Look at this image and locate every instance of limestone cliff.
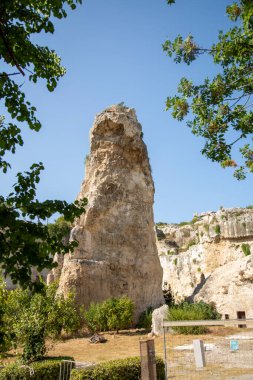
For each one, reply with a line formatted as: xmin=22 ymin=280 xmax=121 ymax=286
xmin=57 ymin=104 xmax=164 ymax=320
xmin=157 ymin=207 xmax=253 ymax=319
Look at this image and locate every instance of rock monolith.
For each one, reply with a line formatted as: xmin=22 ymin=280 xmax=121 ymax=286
xmin=57 ymin=104 xmax=164 ymax=320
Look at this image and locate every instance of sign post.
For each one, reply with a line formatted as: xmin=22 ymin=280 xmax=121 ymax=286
xmin=140 ymin=339 xmax=157 ymax=380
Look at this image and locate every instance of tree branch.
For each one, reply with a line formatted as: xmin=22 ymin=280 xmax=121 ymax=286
xmin=0 ymin=25 xmax=25 ymax=76
xmin=229 ymin=134 xmax=244 ymax=147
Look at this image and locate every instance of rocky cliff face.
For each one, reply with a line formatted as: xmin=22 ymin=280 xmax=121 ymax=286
xmin=157 ymin=207 xmax=253 ymax=319
xmin=56 ymin=105 xmax=164 ymax=320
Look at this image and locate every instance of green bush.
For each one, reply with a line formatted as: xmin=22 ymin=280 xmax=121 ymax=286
xmin=136 ymin=307 xmax=153 ymax=330
xmin=84 ymin=296 xmax=134 ymax=333
xmin=70 ymin=356 xmax=165 ymax=380
xmin=0 ymin=359 xmax=67 ymax=380
xmin=2 ymin=281 xmax=80 ymax=362
xmin=167 ymin=301 xmax=221 ymax=334
xmin=241 ymin=243 xmax=251 ymax=256
xmin=214 ymin=225 xmax=221 ymax=235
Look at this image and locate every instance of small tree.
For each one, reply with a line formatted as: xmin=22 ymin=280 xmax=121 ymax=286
xmin=3 ymin=281 xmax=80 ymax=362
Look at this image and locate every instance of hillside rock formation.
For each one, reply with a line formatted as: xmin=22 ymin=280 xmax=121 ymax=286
xmin=157 ymin=207 xmax=253 ymax=319
xmin=56 ymin=104 xmax=164 ymax=320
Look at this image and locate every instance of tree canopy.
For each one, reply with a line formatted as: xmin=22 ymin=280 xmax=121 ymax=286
xmin=0 ymin=0 xmax=86 ymax=289
xmin=164 ymin=0 xmax=253 ymax=180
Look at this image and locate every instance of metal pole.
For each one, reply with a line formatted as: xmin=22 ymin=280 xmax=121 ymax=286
xmin=59 ymin=361 xmax=62 ymax=380
xmin=163 ymin=326 xmax=168 ymax=380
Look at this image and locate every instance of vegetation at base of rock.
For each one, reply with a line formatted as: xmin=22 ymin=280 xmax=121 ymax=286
xmin=0 ymin=358 xmax=73 ymax=380
xmin=164 ymin=1 xmax=253 ymax=180
xmin=214 ymin=225 xmax=221 ymax=235
xmin=167 ymin=301 xmax=221 ymax=334
xmin=0 ymin=280 xmax=80 ymax=362
xmin=83 ymin=297 xmax=134 ymax=333
xmin=241 ymin=243 xmax=251 ymax=256
xmin=70 ymin=357 xmax=165 ymax=380
xmin=136 ymin=306 xmax=153 ymax=330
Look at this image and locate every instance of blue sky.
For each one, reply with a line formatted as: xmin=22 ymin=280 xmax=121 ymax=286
xmin=2 ymin=0 xmax=253 ymax=223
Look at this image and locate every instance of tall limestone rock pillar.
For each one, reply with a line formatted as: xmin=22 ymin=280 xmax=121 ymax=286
xmin=58 ymin=104 xmax=164 ymax=320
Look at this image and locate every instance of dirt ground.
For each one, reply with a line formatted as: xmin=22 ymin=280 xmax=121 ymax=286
xmin=2 ymin=327 xmax=253 ymax=379
xmin=47 ymin=330 xmax=164 ymax=363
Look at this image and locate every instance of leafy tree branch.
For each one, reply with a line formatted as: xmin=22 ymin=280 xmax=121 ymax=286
xmin=164 ymin=0 xmax=253 ymax=180
xmin=0 ymin=0 xmax=85 ymax=288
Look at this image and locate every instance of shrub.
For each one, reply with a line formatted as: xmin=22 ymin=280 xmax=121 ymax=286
xmin=3 ymin=282 xmax=80 ymax=362
xmin=163 ymin=285 xmax=175 ymax=307
xmin=47 ymin=216 xmax=72 ymax=241
xmin=0 ymin=359 xmax=68 ymax=380
xmin=241 ymin=243 xmax=251 ymax=256
xmin=167 ymin=301 xmax=221 ymax=334
xmin=190 ymin=216 xmax=199 ymax=224
xmin=136 ymin=307 xmax=153 ymax=330
xmin=84 ymin=296 xmax=134 ymax=333
xmin=156 ymin=228 xmax=166 ymax=241
xmin=167 ymin=250 xmax=175 ymax=255
xmin=186 ymin=239 xmax=196 ymax=250
xmin=214 ymin=225 xmax=221 ymax=235
xmin=177 ymin=221 xmax=189 ymax=227
xmin=69 ymin=356 xmax=165 ymax=380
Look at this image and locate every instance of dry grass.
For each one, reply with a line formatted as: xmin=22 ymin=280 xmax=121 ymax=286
xmin=48 ymin=330 xmax=157 ymax=363
xmin=2 ymin=327 xmax=253 ymax=379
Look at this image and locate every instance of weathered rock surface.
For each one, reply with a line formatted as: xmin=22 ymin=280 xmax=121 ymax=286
xmin=157 ymin=207 xmax=253 ymax=319
xmin=57 ymin=104 xmax=164 ymax=321
xmin=151 ymin=304 xmax=169 ymax=336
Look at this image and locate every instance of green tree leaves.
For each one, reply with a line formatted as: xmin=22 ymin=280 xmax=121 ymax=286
xmin=0 ymin=0 xmax=85 ymax=288
xmin=1 ymin=280 xmax=80 ymax=362
xmin=164 ymin=0 xmax=253 ymax=179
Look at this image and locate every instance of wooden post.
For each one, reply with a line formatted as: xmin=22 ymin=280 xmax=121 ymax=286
xmin=140 ymin=339 xmax=157 ymax=380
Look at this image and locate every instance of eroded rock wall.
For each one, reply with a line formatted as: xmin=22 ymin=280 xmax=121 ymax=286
xmin=157 ymin=208 xmax=253 ymax=319
xmin=57 ymin=105 xmax=164 ymax=320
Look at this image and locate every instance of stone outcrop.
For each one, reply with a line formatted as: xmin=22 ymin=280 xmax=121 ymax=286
xmin=157 ymin=207 xmax=253 ymax=319
xmin=56 ymin=104 xmax=164 ymax=321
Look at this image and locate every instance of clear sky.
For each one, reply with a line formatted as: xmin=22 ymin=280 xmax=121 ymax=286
xmin=2 ymin=0 xmax=253 ymax=223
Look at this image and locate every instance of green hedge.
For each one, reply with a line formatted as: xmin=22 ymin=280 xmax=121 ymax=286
xmin=70 ymin=356 xmax=165 ymax=380
xmin=0 ymin=356 xmax=165 ymax=380
xmin=0 ymin=358 xmax=73 ymax=380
